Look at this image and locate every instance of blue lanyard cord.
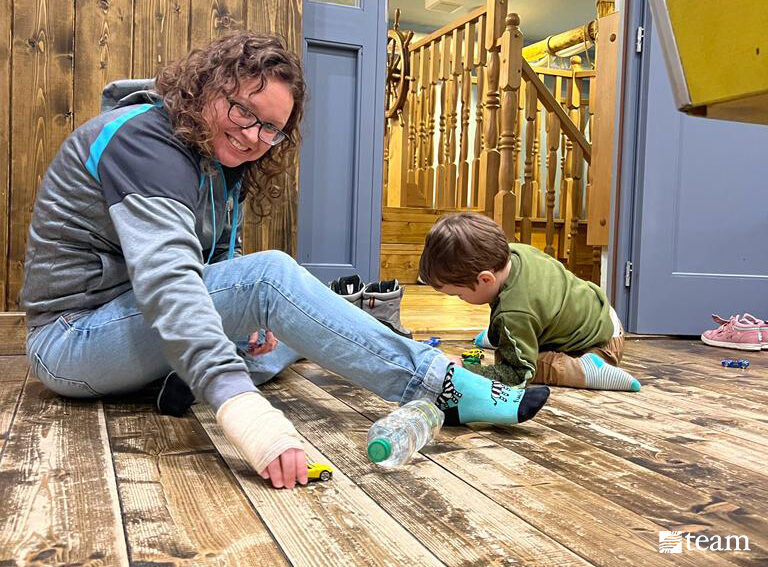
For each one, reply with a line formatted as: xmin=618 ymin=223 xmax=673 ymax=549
xmin=206 ymin=175 xmax=217 ymax=265
xmin=227 ymin=180 xmax=242 ymax=260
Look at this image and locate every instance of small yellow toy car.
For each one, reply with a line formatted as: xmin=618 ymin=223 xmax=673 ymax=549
xmin=307 ymin=461 xmax=334 ymax=482
xmin=462 ymin=348 xmax=485 ymax=359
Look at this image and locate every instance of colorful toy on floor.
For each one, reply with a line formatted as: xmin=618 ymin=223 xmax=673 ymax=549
xmin=721 ymin=358 xmax=750 ymax=369
xmin=420 ymin=336 xmax=442 ymax=347
xmin=307 ymin=461 xmax=334 ymax=482
xmin=461 ymin=348 xmax=485 ymax=365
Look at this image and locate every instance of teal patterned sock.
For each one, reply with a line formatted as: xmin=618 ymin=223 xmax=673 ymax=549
xmin=436 ymin=365 xmax=550 ymax=425
xmin=579 ymin=353 xmax=641 ymax=391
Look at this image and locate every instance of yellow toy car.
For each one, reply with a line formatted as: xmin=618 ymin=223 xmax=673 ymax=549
xmin=307 ymin=461 xmax=334 ymax=482
xmin=462 ymin=348 xmax=485 ymax=359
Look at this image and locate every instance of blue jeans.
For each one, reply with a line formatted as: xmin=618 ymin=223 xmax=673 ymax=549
xmin=26 ymin=250 xmax=448 ymax=404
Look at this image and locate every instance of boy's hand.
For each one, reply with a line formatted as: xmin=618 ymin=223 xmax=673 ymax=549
xmin=216 ymin=392 xmax=306 ymax=489
xmin=248 ymin=330 xmax=278 ymax=355
xmin=258 ymin=448 xmax=309 ymax=489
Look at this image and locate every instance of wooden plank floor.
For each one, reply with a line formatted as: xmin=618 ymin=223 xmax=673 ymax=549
xmin=1 ymin=296 xmax=767 ymax=565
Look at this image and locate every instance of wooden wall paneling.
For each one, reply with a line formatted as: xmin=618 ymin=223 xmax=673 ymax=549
xmin=0 ymin=312 xmax=26 ymax=355
xmin=105 ymin=399 xmax=289 ymax=565
xmin=244 ymin=0 xmax=302 ymax=255
xmin=74 ymin=0 xmax=133 ymax=128
xmin=495 ymin=13 xmax=520 ymax=240
xmin=9 ymin=0 xmax=76 ymax=310
xmin=0 ymin=382 xmax=129 ymax=566
xmin=0 ymin=0 xmax=11 ymax=311
xmin=132 ymin=0 xmax=191 ymax=79
xmin=588 ymin=11 xmax=620 ymax=246
xmin=456 ymin=21 xmax=474 ymax=208
xmin=190 ymin=0 xmax=247 ymax=49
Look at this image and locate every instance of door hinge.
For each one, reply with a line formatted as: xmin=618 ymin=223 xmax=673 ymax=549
xmin=624 ymin=261 xmax=633 ymax=288
xmin=635 ymin=26 xmax=645 ymax=53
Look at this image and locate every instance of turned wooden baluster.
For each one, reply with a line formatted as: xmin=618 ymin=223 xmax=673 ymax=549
xmin=436 ymin=36 xmax=450 ymax=208
xmin=471 ymin=14 xmax=487 ymax=208
xmin=426 ymin=42 xmax=439 ymax=206
xmin=405 ymin=48 xmax=419 ymax=203
xmin=478 ymin=0 xmax=506 ymax=215
xmin=512 ymin=79 xmax=524 ymax=217
xmin=556 ymin=74 xmax=571 ymax=259
xmin=446 ymin=26 xmax=462 ymax=206
xmin=519 ymin=77 xmax=538 ymax=244
xmin=495 ymin=13 xmax=522 ymax=240
xmin=567 ymin=56 xmax=584 ymax=268
xmin=545 ymin=111 xmax=560 ymax=257
xmin=532 ymin=76 xmax=544 ymax=217
xmin=417 ymin=47 xmax=431 ymax=205
xmin=457 ymin=21 xmax=475 ymax=208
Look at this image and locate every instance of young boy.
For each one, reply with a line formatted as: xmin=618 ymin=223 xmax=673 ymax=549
xmin=420 ymin=212 xmax=641 ymax=392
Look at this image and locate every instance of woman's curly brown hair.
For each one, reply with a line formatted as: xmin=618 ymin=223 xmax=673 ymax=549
xmin=154 ymin=31 xmax=306 ymax=215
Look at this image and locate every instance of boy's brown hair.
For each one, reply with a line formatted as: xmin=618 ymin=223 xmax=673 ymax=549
xmin=419 ymin=212 xmax=510 ymax=288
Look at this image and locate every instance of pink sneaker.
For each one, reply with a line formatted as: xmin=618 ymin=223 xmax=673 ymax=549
xmin=701 ymin=313 xmax=768 ymax=351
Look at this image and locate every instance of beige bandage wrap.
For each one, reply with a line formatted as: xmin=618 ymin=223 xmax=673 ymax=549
xmin=215 ymin=392 xmax=304 ymax=473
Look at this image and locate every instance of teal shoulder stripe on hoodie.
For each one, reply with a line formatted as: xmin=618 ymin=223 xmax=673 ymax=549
xmin=86 ymin=104 xmax=154 ymax=181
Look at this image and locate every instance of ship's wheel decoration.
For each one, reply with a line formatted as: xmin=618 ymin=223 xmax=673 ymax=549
xmin=386 ymin=9 xmax=413 ymax=119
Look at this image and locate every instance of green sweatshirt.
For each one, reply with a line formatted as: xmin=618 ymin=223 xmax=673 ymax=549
xmin=468 ymin=244 xmax=613 ymax=386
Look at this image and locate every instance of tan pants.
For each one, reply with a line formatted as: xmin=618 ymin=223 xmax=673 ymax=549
xmin=530 ymin=323 xmax=625 ymax=388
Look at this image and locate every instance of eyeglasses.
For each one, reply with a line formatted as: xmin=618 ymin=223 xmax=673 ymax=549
xmin=227 ymin=100 xmax=290 ymax=146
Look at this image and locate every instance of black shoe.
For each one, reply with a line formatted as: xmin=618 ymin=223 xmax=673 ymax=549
xmin=157 ymin=371 xmax=195 ymax=417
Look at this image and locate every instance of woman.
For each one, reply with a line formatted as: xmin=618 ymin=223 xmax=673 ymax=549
xmin=22 ymin=32 xmax=549 ymax=490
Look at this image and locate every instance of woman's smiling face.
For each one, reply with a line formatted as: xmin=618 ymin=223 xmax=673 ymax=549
xmin=203 ymin=77 xmax=294 ymax=167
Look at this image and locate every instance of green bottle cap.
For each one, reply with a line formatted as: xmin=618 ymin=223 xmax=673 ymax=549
xmin=367 ymin=438 xmax=392 ymax=463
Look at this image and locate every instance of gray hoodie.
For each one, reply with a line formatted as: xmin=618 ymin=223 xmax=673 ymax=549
xmin=21 ymin=92 xmax=257 ymax=407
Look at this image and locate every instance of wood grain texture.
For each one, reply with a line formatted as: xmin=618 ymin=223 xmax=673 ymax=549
xmin=9 ymin=0 xmax=75 ymax=310
xmin=105 ymin=396 xmax=289 ymax=566
xmin=295 ymin=361 xmax=728 ymax=567
xmin=73 ymin=0 xmax=133 ymax=127
xmin=194 ymin=402 xmax=447 ymax=567
xmin=0 ymin=380 xmax=128 ymax=566
xmin=242 ymin=0 xmax=302 ymax=256
xmin=133 ymin=0 xmax=191 ymax=78
xmin=0 ymin=357 xmax=29 ymax=457
xmin=0 ymin=312 xmax=26 ymax=355
xmin=190 ymin=0 xmax=246 ymax=49
xmin=0 ymin=0 xmax=11 ymax=311
xmin=258 ymin=368 xmax=596 ymax=567
xmin=587 ymin=11 xmax=620 ymax=245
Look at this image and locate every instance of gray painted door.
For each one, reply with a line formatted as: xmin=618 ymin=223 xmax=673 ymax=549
xmin=628 ymin=9 xmax=768 ymax=334
xmin=298 ymin=0 xmax=387 ymax=283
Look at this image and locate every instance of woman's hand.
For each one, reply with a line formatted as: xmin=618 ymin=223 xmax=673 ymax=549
xmin=248 ymin=329 xmax=278 ymax=355
xmin=258 ymin=447 xmax=309 ymax=489
xmin=444 ymin=353 xmax=464 ymax=367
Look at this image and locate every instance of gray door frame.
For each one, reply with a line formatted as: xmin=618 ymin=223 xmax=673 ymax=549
xmin=298 ymin=0 xmax=387 ymax=283
xmin=610 ymin=0 xmax=649 ymax=331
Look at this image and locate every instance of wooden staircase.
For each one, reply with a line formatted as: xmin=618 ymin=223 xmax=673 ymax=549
xmin=380 ymin=207 xmax=597 ymax=284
